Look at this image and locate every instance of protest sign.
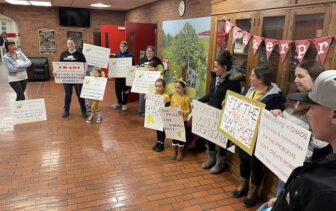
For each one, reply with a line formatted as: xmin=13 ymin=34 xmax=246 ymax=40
xmin=131 ymin=70 xmax=160 ymax=94
xmin=126 ymin=66 xmax=145 ymax=86
xmin=11 ymin=99 xmax=47 ymax=125
xmin=144 ymin=94 xmax=165 ymax=131
xmin=80 ymin=76 xmax=108 ymax=101
xmin=255 ymin=109 xmax=311 ymax=182
xmin=0 ymin=117 xmax=14 ymax=132
xmin=108 ymin=58 xmax=132 ymax=78
xmin=192 ymin=100 xmax=235 ymax=153
xmin=160 ymin=107 xmax=186 ymax=142
xmin=218 ymin=91 xmax=265 ymax=155
xmin=52 ymin=62 xmax=84 ymax=84
xmin=83 ymin=43 xmax=110 ymax=68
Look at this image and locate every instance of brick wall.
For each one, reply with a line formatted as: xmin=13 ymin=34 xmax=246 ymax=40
xmin=126 ymin=0 xmax=212 ymax=56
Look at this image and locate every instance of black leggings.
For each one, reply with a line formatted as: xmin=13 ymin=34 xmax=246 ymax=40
xmin=156 ymin=130 xmax=166 ymax=142
xmin=240 ymin=154 xmax=264 ymax=187
xmin=9 ymin=79 xmax=28 ymax=101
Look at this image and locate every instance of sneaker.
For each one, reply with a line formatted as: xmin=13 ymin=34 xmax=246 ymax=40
xmin=86 ymin=115 xmax=93 ymax=123
xmin=96 ymin=116 xmax=102 ymax=124
xmin=135 ymin=111 xmax=145 ymax=116
xmin=112 ymin=103 xmax=122 ymax=109
xmin=62 ymin=111 xmax=69 ymax=118
xmin=122 ymin=105 xmax=128 ymax=111
xmin=81 ymin=112 xmax=88 ymax=118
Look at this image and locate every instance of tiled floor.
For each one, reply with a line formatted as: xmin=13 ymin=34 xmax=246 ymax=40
xmin=0 ymin=65 xmax=259 ymax=210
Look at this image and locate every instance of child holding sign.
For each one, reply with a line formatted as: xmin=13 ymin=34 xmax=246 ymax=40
xmin=86 ymin=66 xmax=105 ymax=124
xmin=170 ymin=80 xmax=191 ymax=161
xmin=151 ymin=79 xmax=170 ymax=152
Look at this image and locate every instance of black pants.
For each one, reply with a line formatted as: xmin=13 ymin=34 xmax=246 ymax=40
xmin=115 ymin=78 xmax=129 ymax=105
xmin=240 ymin=153 xmax=264 ymax=187
xmin=208 ymin=141 xmax=227 ymax=156
xmin=63 ymin=83 xmax=86 ymax=113
xmin=156 ymin=130 xmax=166 ymax=143
xmin=9 ymin=79 xmax=28 ymax=101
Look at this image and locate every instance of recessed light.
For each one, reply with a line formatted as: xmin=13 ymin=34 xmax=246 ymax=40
xmin=29 ymin=1 xmax=52 ymax=6
xmin=5 ymin=0 xmax=30 ymax=5
xmin=90 ymin=3 xmax=111 ymax=8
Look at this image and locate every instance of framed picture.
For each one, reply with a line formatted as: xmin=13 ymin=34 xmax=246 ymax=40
xmin=38 ymin=29 xmax=56 ymax=54
xmin=67 ymin=31 xmax=83 ymax=51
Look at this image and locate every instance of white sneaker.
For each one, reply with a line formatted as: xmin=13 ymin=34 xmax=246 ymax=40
xmin=122 ymin=105 xmax=128 ymax=111
xmin=111 ymin=103 xmax=122 ymax=109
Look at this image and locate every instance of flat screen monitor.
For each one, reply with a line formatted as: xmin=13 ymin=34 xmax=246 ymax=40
xmin=59 ymin=7 xmax=90 ymax=27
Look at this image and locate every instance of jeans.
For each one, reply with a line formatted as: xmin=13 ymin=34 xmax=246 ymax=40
xmin=276 ymin=179 xmax=285 ymax=197
xmin=9 ymin=79 xmax=28 ymax=101
xmin=139 ymin=93 xmax=145 ymax=113
xmin=63 ymin=83 xmax=86 ymax=113
xmin=240 ymin=154 xmax=264 ymax=187
xmin=115 ymin=78 xmax=129 ymax=105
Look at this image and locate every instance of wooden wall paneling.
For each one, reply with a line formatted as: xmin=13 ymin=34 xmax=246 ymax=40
xmin=206 ymin=16 xmax=218 ymax=93
xmin=325 ymin=3 xmax=336 ymax=69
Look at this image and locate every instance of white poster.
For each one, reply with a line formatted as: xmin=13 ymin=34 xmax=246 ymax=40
xmin=0 ymin=117 xmax=14 ymax=132
xmin=11 ymin=99 xmax=47 ymax=125
xmin=131 ymin=70 xmax=161 ymax=94
xmin=52 ymin=62 xmax=84 ymax=84
xmin=126 ymin=66 xmax=145 ymax=86
xmin=192 ymin=100 xmax=235 ymax=153
xmin=83 ymin=43 xmax=110 ymax=68
xmin=80 ymin=76 xmax=108 ymax=101
xmin=255 ymin=109 xmax=311 ymax=182
xmin=160 ymin=107 xmax=186 ymax=142
xmin=145 ymin=94 xmax=165 ymax=131
xmin=108 ymin=58 xmax=132 ymax=78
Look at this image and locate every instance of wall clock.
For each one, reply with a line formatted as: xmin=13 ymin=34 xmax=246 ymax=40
xmin=178 ymin=0 xmax=186 ymax=17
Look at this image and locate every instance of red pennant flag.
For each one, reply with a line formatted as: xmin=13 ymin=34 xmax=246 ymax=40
xmin=241 ymin=31 xmax=252 ymax=50
xmin=217 ymin=27 xmax=227 ymax=49
xmin=279 ymin=40 xmax=292 ymax=63
xmin=225 ymin=21 xmax=233 ymax=33
xmin=232 ymin=26 xmax=241 ymax=44
xmin=252 ymin=36 xmax=263 ymax=55
xmin=312 ymin=37 xmax=333 ymax=63
xmin=265 ymin=39 xmax=278 ymax=60
xmin=295 ymin=40 xmax=310 ymax=62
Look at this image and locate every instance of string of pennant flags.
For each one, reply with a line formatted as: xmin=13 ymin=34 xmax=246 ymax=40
xmin=217 ymin=19 xmax=334 ymax=64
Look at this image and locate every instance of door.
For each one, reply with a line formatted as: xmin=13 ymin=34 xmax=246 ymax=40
xmin=100 ymin=25 xmax=126 ymax=53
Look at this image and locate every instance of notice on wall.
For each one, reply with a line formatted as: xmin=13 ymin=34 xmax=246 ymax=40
xmin=144 ymin=94 xmax=165 ymax=131
xmin=67 ymin=31 xmax=83 ymax=51
xmin=52 ymin=62 xmax=84 ymax=84
xmin=160 ymin=107 xmax=186 ymax=142
xmin=11 ymin=99 xmax=47 ymax=125
xmin=0 ymin=117 xmax=14 ymax=132
xmin=80 ymin=76 xmax=107 ymax=101
xmin=38 ymin=29 xmax=56 ymax=54
xmin=255 ymin=109 xmax=311 ymax=182
xmin=108 ymin=58 xmax=133 ymax=78
xmin=83 ymin=43 xmax=110 ymax=68
xmin=192 ymin=100 xmax=235 ymax=153
xmin=131 ymin=70 xmax=161 ymax=94
xmin=126 ymin=66 xmax=145 ymax=86
xmin=218 ymin=91 xmax=265 ymax=155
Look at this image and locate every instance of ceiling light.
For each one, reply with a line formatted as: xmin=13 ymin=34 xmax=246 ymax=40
xmin=90 ymin=3 xmax=111 ymax=8
xmin=29 ymin=1 xmax=52 ymax=6
xmin=5 ymin=0 xmax=30 ymax=5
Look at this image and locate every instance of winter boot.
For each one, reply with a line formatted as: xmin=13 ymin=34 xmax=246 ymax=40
xmin=209 ymin=155 xmax=227 ymax=174
xmin=155 ymin=142 xmax=164 ymax=152
xmin=171 ymin=144 xmax=178 ymax=159
xmin=243 ymin=184 xmax=259 ymax=207
xmin=201 ymin=150 xmax=217 ymax=169
xmin=231 ymin=177 xmax=249 ymax=198
xmin=152 ymin=141 xmax=159 ymax=151
xmin=176 ymin=145 xmax=184 ymax=161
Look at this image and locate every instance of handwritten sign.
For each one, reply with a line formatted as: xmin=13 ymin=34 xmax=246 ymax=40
xmin=144 ymin=94 xmax=165 ymax=131
xmin=160 ymin=107 xmax=186 ymax=142
xmin=255 ymin=109 xmax=311 ymax=182
xmin=0 ymin=117 xmax=14 ymax=132
xmin=218 ymin=91 xmax=265 ymax=155
xmin=83 ymin=43 xmax=110 ymax=68
xmin=52 ymin=62 xmax=84 ymax=84
xmin=192 ymin=100 xmax=235 ymax=153
xmin=108 ymin=58 xmax=132 ymax=78
xmin=126 ymin=66 xmax=144 ymax=86
xmin=131 ymin=70 xmax=161 ymax=94
xmin=80 ymin=76 xmax=107 ymax=100
xmin=11 ymin=99 xmax=47 ymax=125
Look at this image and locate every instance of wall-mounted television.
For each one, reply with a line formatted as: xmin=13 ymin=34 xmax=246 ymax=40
xmin=59 ymin=7 xmax=90 ymax=27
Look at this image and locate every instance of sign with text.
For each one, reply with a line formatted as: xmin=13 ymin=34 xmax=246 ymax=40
xmin=218 ymin=91 xmax=265 ymax=155
xmin=126 ymin=66 xmax=145 ymax=86
xmin=83 ymin=43 xmax=110 ymax=68
xmin=192 ymin=100 xmax=235 ymax=153
xmin=144 ymin=94 xmax=165 ymax=131
xmin=52 ymin=62 xmax=84 ymax=84
xmin=131 ymin=70 xmax=161 ymax=94
xmin=108 ymin=58 xmax=133 ymax=78
xmin=0 ymin=117 xmax=14 ymax=132
xmin=11 ymin=99 xmax=47 ymax=125
xmin=255 ymin=109 xmax=311 ymax=182
xmin=160 ymin=107 xmax=186 ymax=142
xmin=80 ymin=76 xmax=107 ymax=101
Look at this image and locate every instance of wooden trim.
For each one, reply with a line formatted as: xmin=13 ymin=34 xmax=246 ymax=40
xmin=206 ymin=16 xmax=218 ymax=93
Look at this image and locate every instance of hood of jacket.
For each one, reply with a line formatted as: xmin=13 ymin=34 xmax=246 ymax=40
xmin=245 ymin=83 xmax=282 ymax=102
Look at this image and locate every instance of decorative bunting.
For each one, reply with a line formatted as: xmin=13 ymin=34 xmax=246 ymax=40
xmin=232 ymin=26 xmax=241 ymax=44
xmin=265 ymin=39 xmax=278 ymax=60
xmin=241 ymin=31 xmax=252 ymax=50
xmin=217 ymin=26 xmax=227 ymax=49
xmin=312 ymin=37 xmax=333 ymax=63
xmin=252 ymin=36 xmax=263 ymax=55
xmin=279 ymin=40 xmax=292 ymax=63
xmin=225 ymin=21 xmax=234 ymax=33
xmin=295 ymin=40 xmax=311 ymax=63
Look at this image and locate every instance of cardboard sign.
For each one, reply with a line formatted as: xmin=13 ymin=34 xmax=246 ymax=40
xmin=0 ymin=117 xmax=14 ymax=132
xmin=160 ymin=107 xmax=186 ymax=142
xmin=80 ymin=76 xmax=107 ymax=101
xmin=144 ymin=94 xmax=165 ymax=131
xmin=108 ymin=58 xmax=133 ymax=78
xmin=11 ymin=99 xmax=47 ymax=125
xmin=218 ymin=91 xmax=265 ymax=155
xmin=255 ymin=109 xmax=311 ymax=182
xmin=52 ymin=62 xmax=84 ymax=84
xmin=131 ymin=70 xmax=161 ymax=94
xmin=126 ymin=66 xmax=137 ymax=86
xmin=83 ymin=43 xmax=110 ymax=68
xmin=192 ymin=100 xmax=235 ymax=153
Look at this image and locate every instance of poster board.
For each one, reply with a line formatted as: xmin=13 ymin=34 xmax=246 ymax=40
xmin=67 ymin=31 xmax=83 ymax=51
xmin=131 ymin=70 xmax=161 ymax=94
xmin=0 ymin=117 xmax=14 ymax=132
xmin=126 ymin=66 xmax=145 ymax=86
xmin=218 ymin=91 xmax=265 ymax=155
xmin=144 ymin=94 xmax=165 ymax=131
xmin=11 ymin=99 xmax=47 ymax=125
xmin=255 ymin=109 xmax=311 ymax=182
xmin=38 ymin=29 xmax=56 ymax=54
xmin=80 ymin=76 xmax=108 ymax=101
xmin=52 ymin=62 xmax=84 ymax=84
xmin=160 ymin=107 xmax=186 ymax=142
xmin=82 ymin=43 xmax=110 ymax=68
xmin=108 ymin=58 xmax=133 ymax=78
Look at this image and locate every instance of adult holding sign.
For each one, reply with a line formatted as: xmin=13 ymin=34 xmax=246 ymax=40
xmin=231 ymin=65 xmax=285 ymax=207
xmin=111 ymin=41 xmax=134 ymax=112
xmin=199 ymin=50 xmax=242 ymax=174
xmin=57 ymin=38 xmax=87 ymax=118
